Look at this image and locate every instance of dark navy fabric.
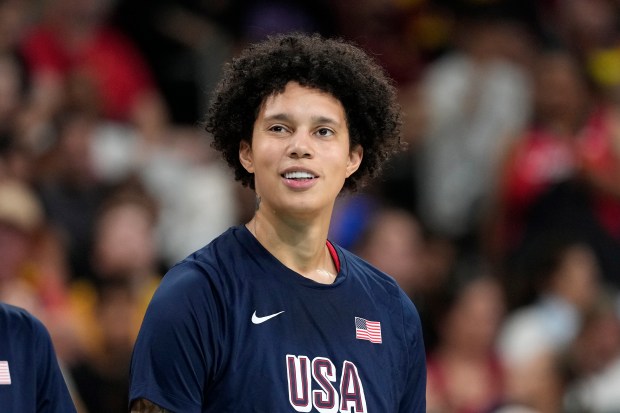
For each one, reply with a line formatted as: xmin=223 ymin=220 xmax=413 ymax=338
xmin=130 ymin=225 xmax=426 ymax=412
xmin=0 ymin=303 xmax=77 ymax=413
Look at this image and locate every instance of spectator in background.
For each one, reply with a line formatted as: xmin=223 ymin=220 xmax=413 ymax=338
xmin=137 ymin=127 xmax=239 ymax=267
xmin=488 ymin=48 xmax=620 ymax=287
xmin=563 ymin=291 xmax=620 ymax=412
xmin=352 ymin=207 xmax=427 ymax=298
xmin=0 ymin=51 xmax=31 ymax=181
xmin=0 ymin=52 xmax=24 ymax=137
xmin=27 ymin=222 xmax=84 ymax=370
xmin=14 ymin=0 xmax=239 ymax=279
xmin=0 ymin=179 xmax=45 ymax=314
xmin=34 ymin=111 xmax=110 ymax=280
xmin=69 ymin=185 xmax=161 ymax=413
xmin=0 ymin=0 xmax=36 ymax=182
xmin=19 ymin=0 xmax=169 ymax=143
xmin=426 ymin=272 xmax=507 ymax=413
xmin=81 ymin=184 xmax=161 ymax=312
xmin=71 ymin=185 xmax=161 ymax=350
xmin=71 ymin=281 xmax=142 ymax=413
xmin=487 ymin=49 xmax=592 ymax=264
xmin=414 ymin=6 xmax=533 ymax=250
xmin=0 ymin=0 xmax=31 ymax=54
xmin=549 ymin=0 xmax=619 ymax=62
xmin=497 ymin=234 xmax=602 ymax=413
xmin=93 ymin=184 xmax=161 ymax=287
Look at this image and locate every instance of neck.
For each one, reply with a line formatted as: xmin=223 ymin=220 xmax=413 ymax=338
xmin=247 ymin=211 xmax=337 ymax=284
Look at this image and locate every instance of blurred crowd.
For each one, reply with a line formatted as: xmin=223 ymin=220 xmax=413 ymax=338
xmin=2 ymin=0 xmax=620 ymax=412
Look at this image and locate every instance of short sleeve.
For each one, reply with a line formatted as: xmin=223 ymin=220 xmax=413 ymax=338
xmin=129 ymin=262 xmax=225 ymax=412
xmin=398 ymin=291 xmax=427 ymax=412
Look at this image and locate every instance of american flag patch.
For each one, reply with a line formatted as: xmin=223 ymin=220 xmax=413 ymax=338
xmin=0 ymin=361 xmax=11 ymax=385
xmin=355 ymin=317 xmax=382 ymax=344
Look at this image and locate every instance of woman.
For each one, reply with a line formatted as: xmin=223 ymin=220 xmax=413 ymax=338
xmin=129 ymin=33 xmax=426 ymax=412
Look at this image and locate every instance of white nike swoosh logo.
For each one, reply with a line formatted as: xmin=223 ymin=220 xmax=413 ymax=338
xmin=251 ymin=310 xmax=285 ymax=324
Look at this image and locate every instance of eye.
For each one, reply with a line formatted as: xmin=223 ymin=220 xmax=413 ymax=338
xmin=316 ymin=128 xmax=334 ymax=137
xmin=268 ymin=124 xmax=288 ymax=133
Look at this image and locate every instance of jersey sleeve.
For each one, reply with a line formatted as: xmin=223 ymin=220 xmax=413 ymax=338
xmin=129 ymin=261 xmax=226 ymax=412
xmin=397 ymin=291 xmax=427 ymax=412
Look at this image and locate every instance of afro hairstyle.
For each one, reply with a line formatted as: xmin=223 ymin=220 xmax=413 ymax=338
xmin=205 ymin=32 xmax=403 ymax=191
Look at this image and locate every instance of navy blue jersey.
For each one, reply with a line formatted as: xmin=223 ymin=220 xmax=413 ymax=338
xmin=0 ymin=303 xmax=77 ymax=413
xmin=130 ymin=225 xmax=426 ymax=412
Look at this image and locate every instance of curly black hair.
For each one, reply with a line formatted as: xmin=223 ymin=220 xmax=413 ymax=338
xmin=205 ymin=32 xmax=403 ymax=191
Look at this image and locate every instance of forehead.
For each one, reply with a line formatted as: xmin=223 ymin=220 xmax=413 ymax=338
xmin=258 ymin=81 xmax=346 ymax=118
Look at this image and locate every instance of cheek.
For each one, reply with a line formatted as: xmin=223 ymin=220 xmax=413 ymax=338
xmin=250 ymin=146 xmax=283 ymax=189
xmin=252 ymin=147 xmax=278 ymax=174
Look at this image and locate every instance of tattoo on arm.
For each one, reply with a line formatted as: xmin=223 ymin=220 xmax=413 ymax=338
xmin=130 ymin=398 xmax=173 ymax=413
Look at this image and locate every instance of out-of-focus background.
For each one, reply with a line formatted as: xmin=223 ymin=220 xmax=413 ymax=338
xmin=2 ymin=0 xmax=620 ymax=411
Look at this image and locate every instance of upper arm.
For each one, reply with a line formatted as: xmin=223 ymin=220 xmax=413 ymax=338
xmin=129 ymin=263 xmax=226 ymax=412
xmin=398 ymin=291 xmax=427 ymax=412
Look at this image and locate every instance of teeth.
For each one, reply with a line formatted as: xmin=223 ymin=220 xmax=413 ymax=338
xmin=284 ymin=171 xmax=315 ymax=179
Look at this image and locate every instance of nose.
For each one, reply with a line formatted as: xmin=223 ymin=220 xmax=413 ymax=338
xmin=287 ymin=129 xmax=313 ymax=159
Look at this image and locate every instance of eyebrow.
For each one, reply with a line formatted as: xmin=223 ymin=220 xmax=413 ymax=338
xmin=262 ymin=113 xmax=342 ymax=127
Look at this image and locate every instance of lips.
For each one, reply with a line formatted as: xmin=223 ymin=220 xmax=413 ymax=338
xmin=280 ymin=168 xmax=319 ymax=189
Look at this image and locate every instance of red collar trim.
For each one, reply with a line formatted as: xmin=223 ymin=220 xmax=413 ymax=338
xmin=326 ymin=240 xmax=340 ymax=273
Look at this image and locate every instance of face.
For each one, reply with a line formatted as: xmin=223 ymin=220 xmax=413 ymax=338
xmin=444 ymin=277 xmax=505 ymax=351
xmin=94 ymin=203 xmax=156 ymax=276
xmin=357 ymin=209 xmax=424 ymax=293
xmin=239 ymin=82 xmax=362 ymax=221
xmin=0 ymin=222 xmax=30 ymax=279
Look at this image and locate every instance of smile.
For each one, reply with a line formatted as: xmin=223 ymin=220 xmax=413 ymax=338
xmin=282 ymin=171 xmax=317 ymax=180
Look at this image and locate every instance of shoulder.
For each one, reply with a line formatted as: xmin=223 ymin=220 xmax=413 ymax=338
xmin=180 ymin=225 xmax=247 ymax=268
xmin=158 ymin=226 xmax=247 ymax=290
xmin=338 ymin=246 xmax=402 ymax=297
xmin=0 ymin=302 xmax=46 ymax=337
xmin=0 ymin=302 xmax=31 ymax=322
xmin=144 ymin=227 xmax=249 ymax=317
xmin=337 ymin=245 xmax=423 ymax=330
xmin=0 ymin=303 xmax=55 ymax=357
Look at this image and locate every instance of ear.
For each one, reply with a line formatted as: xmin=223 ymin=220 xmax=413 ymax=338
xmin=239 ymin=140 xmax=254 ymax=173
xmin=345 ymin=144 xmax=363 ymax=178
